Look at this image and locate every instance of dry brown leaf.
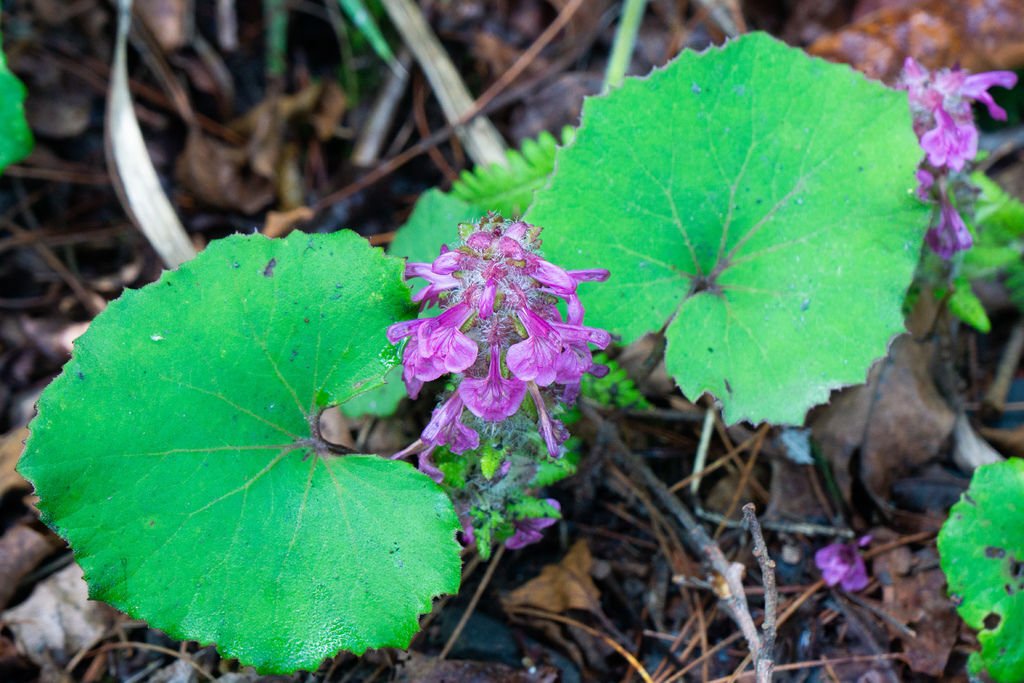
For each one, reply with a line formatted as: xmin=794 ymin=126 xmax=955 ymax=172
xmin=874 ymin=547 xmax=959 ymax=676
xmin=2 ymin=563 xmax=115 ymax=667
xmin=396 ymin=653 xmax=558 ymax=683
xmin=809 ymin=0 xmax=1024 ymax=82
xmin=502 ymin=539 xmax=601 ymax=615
xmin=0 ymin=427 xmax=30 ymax=501
xmin=135 ymin=0 xmax=189 ymax=52
xmin=174 ymin=130 xmax=274 ymax=215
xmin=0 ymin=525 xmax=61 ymax=609
xmin=810 ymin=334 xmax=954 ymax=511
xmin=262 ymin=206 xmax=314 ymax=239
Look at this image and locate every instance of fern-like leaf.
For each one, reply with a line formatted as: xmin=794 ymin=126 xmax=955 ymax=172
xmin=451 ymin=126 xmax=575 ymax=216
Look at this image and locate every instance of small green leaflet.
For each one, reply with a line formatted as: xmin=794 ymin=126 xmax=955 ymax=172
xmin=938 ymin=459 xmax=1024 ymax=683
xmin=0 ymin=35 xmax=33 ymax=173
xmin=527 ymin=33 xmax=929 ymax=425
xmin=19 ymin=231 xmax=461 ymax=673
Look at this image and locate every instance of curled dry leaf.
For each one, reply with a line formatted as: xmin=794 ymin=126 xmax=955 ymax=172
xmin=135 ymin=0 xmax=189 ymax=52
xmin=0 ymin=427 xmax=30 ymax=501
xmin=1 ymin=563 xmax=115 ymax=668
xmin=397 ymin=653 xmax=558 ymax=683
xmin=0 ymin=524 xmax=62 ymax=609
xmin=502 ymin=539 xmax=601 ymax=615
xmin=810 ymin=334 xmax=954 ymax=510
xmin=809 ymin=0 xmax=1024 ymax=81
xmin=174 ymin=129 xmax=274 ymax=215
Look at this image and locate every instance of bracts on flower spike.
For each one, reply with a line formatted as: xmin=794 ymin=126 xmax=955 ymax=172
xmin=387 ymin=212 xmax=611 ymax=492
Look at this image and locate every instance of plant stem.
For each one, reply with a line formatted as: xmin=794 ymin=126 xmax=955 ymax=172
xmin=604 ymin=0 xmax=648 ymax=91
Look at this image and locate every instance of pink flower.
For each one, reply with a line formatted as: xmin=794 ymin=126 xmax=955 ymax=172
xmin=461 ymin=345 xmax=527 ymax=421
xmin=505 ymin=499 xmax=561 ymax=550
xmin=507 ymin=308 xmax=564 ymax=386
xmin=815 ymin=535 xmax=871 ymax=592
xmin=422 ymin=392 xmax=479 ymax=454
xmin=926 ymin=198 xmax=973 ymax=259
xmin=900 ymin=58 xmax=1017 ymax=173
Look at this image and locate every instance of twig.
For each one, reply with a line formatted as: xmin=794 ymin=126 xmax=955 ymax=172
xmin=695 ymin=509 xmax=855 ymax=538
xmin=742 ymin=504 xmax=777 ymax=683
xmin=582 ymin=404 xmax=765 ymax=674
xmin=439 ymin=545 xmax=504 ymax=659
xmin=981 ymin=319 xmax=1024 ymax=420
xmin=381 ymin=0 xmax=506 ymax=167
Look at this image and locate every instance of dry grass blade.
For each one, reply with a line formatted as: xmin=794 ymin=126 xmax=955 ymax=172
xmin=105 ymin=0 xmax=196 ymax=269
xmin=381 ymin=0 xmax=506 ymax=167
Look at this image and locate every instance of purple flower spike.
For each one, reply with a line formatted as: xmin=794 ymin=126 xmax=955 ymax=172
xmin=814 ymin=535 xmax=871 ymax=592
xmin=926 ymin=198 xmax=973 ymax=259
xmin=391 ymin=214 xmax=609 ymax=463
xmin=899 ymin=59 xmax=1016 ymax=259
xmin=461 ymin=345 xmax=527 ymax=421
xmin=505 ymin=499 xmax=561 ymax=550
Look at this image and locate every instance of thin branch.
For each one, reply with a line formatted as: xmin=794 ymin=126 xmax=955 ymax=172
xmin=743 ymin=503 xmax=777 ymax=683
xmin=581 ymin=404 xmax=764 ymax=672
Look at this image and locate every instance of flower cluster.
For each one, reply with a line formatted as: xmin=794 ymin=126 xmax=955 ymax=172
xmin=899 ymin=58 xmax=1017 ymax=259
xmin=814 ymin=535 xmax=871 ymax=592
xmin=388 ymin=214 xmax=610 ymax=482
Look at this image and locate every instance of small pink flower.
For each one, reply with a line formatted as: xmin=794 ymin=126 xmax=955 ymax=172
xmin=815 ymin=535 xmax=871 ymax=592
xmin=422 ymin=392 xmax=479 ymax=454
xmin=461 ymin=345 xmax=527 ymax=421
xmin=505 ymin=499 xmax=561 ymax=550
xmin=900 ymin=58 xmax=1017 ymax=173
xmin=926 ymin=198 xmax=973 ymax=259
xmin=507 ymin=308 xmax=564 ymax=386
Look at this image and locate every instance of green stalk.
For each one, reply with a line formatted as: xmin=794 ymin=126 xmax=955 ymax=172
xmin=604 ymin=0 xmax=648 ymax=91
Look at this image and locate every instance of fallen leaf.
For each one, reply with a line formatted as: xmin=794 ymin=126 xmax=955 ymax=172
xmin=0 ymin=525 xmax=61 ymax=609
xmin=809 ymin=0 xmax=1024 ymax=82
xmin=2 ymin=563 xmax=115 ymax=667
xmin=0 ymin=427 xmax=29 ymax=501
xmin=136 ymin=0 xmax=189 ymax=52
xmin=396 ymin=653 xmax=558 ymax=683
xmin=261 ymin=206 xmax=314 ymax=238
xmin=874 ymin=547 xmax=959 ymax=676
xmin=810 ymin=334 xmax=955 ymax=512
xmin=503 ymin=539 xmax=601 ymax=615
xmin=174 ymin=129 xmax=274 ymax=215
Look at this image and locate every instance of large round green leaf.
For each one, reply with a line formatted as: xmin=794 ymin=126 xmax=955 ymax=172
xmin=0 ymin=39 xmax=33 ymax=173
xmin=527 ymin=33 xmax=929 ymax=424
xmin=19 ymin=231 xmax=461 ymax=673
xmin=939 ymin=459 xmax=1024 ymax=683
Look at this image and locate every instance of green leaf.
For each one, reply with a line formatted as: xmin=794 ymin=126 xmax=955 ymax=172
xmin=19 ymin=231 xmax=461 ymax=674
xmin=338 ymin=0 xmax=395 ymax=66
xmin=451 ymin=127 xmax=575 ymax=216
xmin=527 ymin=33 xmax=928 ymax=424
xmin=973 ymin=171 xmax=1024 ymax=242
xmin=938 ymin=459 xmax=1024 ymax=683
xmin=0 ymin=38 xmax=33 ymax=173
xmin=947 ymin=278 xmax=991 ymax=333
